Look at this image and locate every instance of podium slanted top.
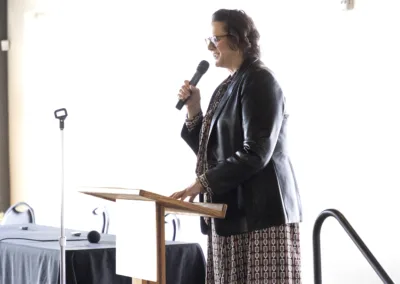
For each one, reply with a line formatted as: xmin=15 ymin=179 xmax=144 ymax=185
xmin=79 ymin=186 xmax=227 ymax=219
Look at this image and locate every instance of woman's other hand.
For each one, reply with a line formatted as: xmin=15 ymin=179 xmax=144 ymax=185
xmin=170 ymin=179 xmax=204 ymax=202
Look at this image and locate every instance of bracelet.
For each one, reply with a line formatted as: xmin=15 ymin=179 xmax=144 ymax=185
xmin=197 ymin=174 xmax=213 ymax=195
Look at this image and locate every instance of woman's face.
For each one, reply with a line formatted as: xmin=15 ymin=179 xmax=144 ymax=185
xmin=207 ymin=21 xmax=239 ymax=69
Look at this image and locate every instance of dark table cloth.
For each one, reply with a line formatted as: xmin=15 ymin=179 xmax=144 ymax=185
xmin=0 ymin=224 xmax=205 ymax=284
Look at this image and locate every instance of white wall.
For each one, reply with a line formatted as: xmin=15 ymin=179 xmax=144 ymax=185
xmin=8 ymin=0 xmax=400 ymax=283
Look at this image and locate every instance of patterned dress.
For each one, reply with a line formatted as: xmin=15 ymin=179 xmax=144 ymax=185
xmin=186 ymin=75 xmax=302 ymax=284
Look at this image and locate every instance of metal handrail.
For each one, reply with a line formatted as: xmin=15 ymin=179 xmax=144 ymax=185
xmin=313 ymin=209 xmax=394 ymax=284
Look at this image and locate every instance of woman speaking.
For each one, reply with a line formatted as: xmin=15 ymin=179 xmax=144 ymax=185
xmin=171 ymin=9 xmax=303 ymax=284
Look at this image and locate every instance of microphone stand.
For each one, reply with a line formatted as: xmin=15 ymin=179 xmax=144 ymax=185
xmin=54 ymin=108 xmax=68 ymax=284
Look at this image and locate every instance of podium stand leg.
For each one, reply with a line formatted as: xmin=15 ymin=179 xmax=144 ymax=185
xmin=132 ymin=204 xmax=166 ymax=284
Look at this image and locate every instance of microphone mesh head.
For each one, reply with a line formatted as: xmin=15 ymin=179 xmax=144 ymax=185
xmin=87 ymin=230 xmax=101 ymax=243
xmin=197 ymin=60 xmax=210 ymax=74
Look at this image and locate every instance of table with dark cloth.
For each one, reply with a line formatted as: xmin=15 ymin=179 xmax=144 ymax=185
xmin=0 ymin=224 xmax=205 ymax=284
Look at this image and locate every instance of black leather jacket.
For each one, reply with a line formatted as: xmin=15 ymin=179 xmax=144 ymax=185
xmin=181 ymin=57 xmax=302 ymax=236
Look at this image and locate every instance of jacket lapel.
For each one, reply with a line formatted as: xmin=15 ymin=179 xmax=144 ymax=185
xmin=207 ymin=58 xmax=259 ymax=142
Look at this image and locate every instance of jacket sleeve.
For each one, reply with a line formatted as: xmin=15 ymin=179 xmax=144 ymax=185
xmin=181 ymin=111 xmax=203 ymax=155
xmin=200 ymin=70 xmax=284 ymax=195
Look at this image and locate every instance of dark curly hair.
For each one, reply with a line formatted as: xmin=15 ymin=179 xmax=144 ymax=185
xmin=212 ymin=9 xmax=261 ymax=59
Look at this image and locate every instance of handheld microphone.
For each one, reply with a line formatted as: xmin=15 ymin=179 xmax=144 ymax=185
xmin=176 ymin=60 xmax=210 ymax=110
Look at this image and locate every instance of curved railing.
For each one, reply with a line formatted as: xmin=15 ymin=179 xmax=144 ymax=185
xmin=313 ymin=209 xmax=394 ymax=284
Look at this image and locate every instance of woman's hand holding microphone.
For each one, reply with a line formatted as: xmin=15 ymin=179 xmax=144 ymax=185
xmin=178 ymin=80 xmax=202 ymax=119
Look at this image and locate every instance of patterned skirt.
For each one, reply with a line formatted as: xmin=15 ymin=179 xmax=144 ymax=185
xmin=206 ymin=220 xmax=302 ymax=284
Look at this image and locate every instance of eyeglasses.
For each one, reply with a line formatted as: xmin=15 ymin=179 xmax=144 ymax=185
xmin=205 ymin=34 xmax=229 ymax=46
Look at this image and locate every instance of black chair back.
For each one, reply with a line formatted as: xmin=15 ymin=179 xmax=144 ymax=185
xmin=165 ymin=213 xmax=180 ymax=241
xmin=1 ymin=202 xmax=36 ymax=225
xmin=92 ymin=206 xmax=109 ymax=234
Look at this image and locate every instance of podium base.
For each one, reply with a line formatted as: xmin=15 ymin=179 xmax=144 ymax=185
xmin=132 ymin=279 xmax=156 ymax=284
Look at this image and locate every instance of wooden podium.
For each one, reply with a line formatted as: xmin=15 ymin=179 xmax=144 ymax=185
xmin=79 ymin=187 xmax=227 ymax=284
